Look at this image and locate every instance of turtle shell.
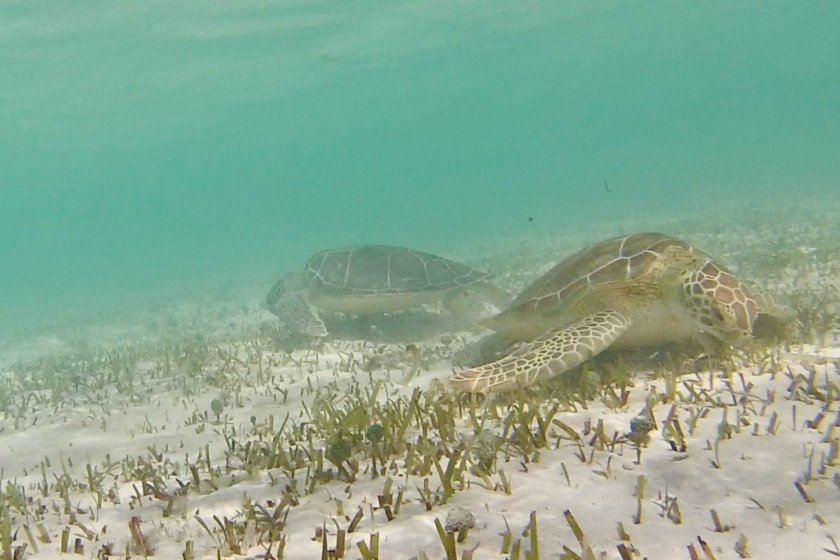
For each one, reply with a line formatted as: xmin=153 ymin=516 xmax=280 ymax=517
xmin=304 ymin=245 xmax=489 ymax=297
xmin=482 ymin=232 xmax=704 ymax=339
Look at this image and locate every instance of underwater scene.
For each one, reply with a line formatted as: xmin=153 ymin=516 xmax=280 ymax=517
xmin=1 ymin=3 xmax=839 ymax=558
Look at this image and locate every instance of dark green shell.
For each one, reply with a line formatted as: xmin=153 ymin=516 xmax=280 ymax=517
xmin=304 ymin=245 xmax=489 ymax=297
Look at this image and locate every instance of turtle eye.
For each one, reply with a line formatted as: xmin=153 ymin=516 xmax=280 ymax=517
xmin=711 ymin=306 xmax=725 ymax=323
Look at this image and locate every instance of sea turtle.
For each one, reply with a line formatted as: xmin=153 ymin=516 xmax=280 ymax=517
xmin=448 ymin=232 xmax=768 ymax=393
xmin=266 ymin=245 xmax=510 ymax=337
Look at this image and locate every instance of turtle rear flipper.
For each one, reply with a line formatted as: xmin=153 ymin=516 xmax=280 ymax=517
xmin=448 ymin=311 xmax=631 ymax=393
xmin=442 ymin=281 xmax=512 ymax=320
xmin=472 ymin=281 xmax=513 ymax=310
xmin=270 ymin=290 xmax=328 ymax=337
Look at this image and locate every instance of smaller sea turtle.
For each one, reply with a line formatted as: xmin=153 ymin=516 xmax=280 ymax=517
xmin=449 ymin=232 xmax=775 ymax=393
xmin=266 ymin=245 xmax=510 ymax=337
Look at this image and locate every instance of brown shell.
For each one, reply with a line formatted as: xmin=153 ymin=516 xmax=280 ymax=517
xmin=482 ymin=232 xmax=703 ymax=337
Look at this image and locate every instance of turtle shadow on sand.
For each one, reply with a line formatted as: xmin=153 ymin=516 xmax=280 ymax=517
xmin=264 ymin=306 xmax=484 ymax=348
xmin=319 ymin=308 xmax=473 ymax=344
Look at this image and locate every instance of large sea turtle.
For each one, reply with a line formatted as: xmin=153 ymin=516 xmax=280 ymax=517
xmin=266 ymin=245 xmax=510 ymax=337
xmin=449 ymin=232 xmax=772 ymax=393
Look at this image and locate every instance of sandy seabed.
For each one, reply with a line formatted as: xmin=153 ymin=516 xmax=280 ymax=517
xmin=1 ymin=202 xmax=839 ymax=560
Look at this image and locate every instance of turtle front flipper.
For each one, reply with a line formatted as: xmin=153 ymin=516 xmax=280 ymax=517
xmin=448 ymin=311 xmax=632 ymax=393
xmin=269 ymin=290 xmax=328 ymax=337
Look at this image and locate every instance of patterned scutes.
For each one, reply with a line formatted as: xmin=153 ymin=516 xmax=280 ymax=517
xmin=304 ymin=245 xmax=489 ymax=296
xmin=507 ymin=233 xmax=692 ymax=315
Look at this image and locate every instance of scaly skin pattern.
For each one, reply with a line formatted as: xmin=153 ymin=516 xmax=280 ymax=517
xmin=448 ymin=311 xmax=631 ymax=393
xmin=681 ymin=260 xmax=757 ymax=342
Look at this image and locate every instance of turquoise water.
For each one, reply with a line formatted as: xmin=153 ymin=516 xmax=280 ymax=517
xmin=2 ymin=2 xmax=838 ymax=335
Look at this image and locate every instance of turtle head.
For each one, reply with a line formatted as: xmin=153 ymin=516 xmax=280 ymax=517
xmin=677 ymin=260 xmax=758 ymax=344
xmin=264 ymin=272 xmax=305 ymax=314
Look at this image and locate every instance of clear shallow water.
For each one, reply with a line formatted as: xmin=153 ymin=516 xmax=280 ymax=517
xmin=1 ymin=2 xmax=839 ymax=335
